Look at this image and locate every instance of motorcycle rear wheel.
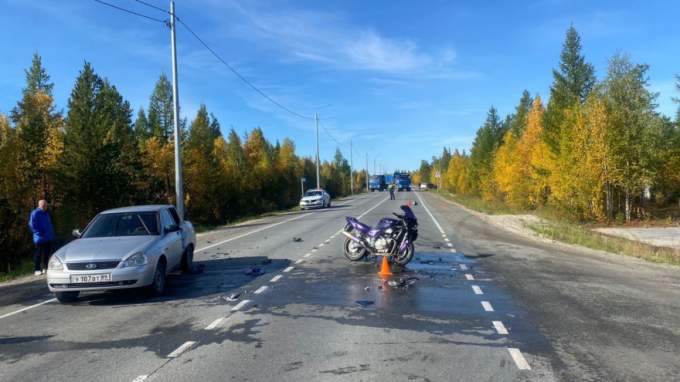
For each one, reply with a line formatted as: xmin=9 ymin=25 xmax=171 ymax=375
xmin=344 ymin=237 xmax=367 ymax=261
xmin=394 ymin=242 xmax=415 ymax=265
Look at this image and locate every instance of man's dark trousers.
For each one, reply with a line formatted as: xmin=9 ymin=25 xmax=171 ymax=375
xmin=34 ymin=242 xmax=51 ymax=272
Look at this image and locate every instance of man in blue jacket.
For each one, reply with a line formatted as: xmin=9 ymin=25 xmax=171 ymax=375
xmin=28 ymin=200 xmax=54 ymax=276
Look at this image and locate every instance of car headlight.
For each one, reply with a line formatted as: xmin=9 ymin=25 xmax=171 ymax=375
xmin=48 ymin=255 xmax=63 ymax=271
xmin=121 ymin=252 xmax=148 ymax=268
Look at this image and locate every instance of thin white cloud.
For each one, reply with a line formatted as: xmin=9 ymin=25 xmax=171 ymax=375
xmin=206 ymin=0 xmax=470 ymax=78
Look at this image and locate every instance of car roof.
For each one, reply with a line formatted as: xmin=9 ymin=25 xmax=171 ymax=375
xmin=100 ymin=205 xmax=172 ymax=214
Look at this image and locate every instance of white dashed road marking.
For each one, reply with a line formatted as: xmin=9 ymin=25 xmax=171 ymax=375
xmin=205 ymin=317 xmax=226 ymax=330
xmin=318 ymin=243 xmax=325 ymax=247
xmin=481 ymin=301 xmax=494 ymax=312
xmin=295 ymin=259 xmax=304 ymax=264
xmin=231 ymin=299 xmax=251 ymax=312
xmin=444 ymin=238 xmax=450 ymax=242
xmin=465 ymin=274 xmax=474 ymax=280
xmin=168 ymin=341 xmax=196 ymax=358
xmin=508 ymin=348 xmax=531 ymax=370
xmin=131 ymin=375 xmax=148 ymax=382
xmin=270 ymin=275 xmax=282 ymax=282
xmin=471 ymin=285 xmax=483 ymax=295
xmin=449 ymin=248 xmax=456 ymax=253
xmin=493 ymin=320 xmax=509 ymax=335
xmin=254 ymin=285 xmax=268 ymax=295
xmin=460 ymin=264 xmax=468 ymax=270
xmin=304 ymin=253 xmax=312 ymax=258
xmin=283 ymin=266 xmax=294 ymax=273
xmin=447 ymin=243 xmax=453 ymax=247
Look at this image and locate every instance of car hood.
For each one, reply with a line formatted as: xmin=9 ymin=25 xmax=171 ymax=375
xmin=57 ymin=236 xmax=157 ymax=262
xmin=301 ymin=196 xmax=322 ymax=202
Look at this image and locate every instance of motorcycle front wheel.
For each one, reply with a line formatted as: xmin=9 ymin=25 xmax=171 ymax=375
xmin=394 ymin=242 xmax=415 ymax=265
xmin=344 ymin=237 xmax=367 ymax=261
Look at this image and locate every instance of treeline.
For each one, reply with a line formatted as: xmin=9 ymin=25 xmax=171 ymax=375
xmin=0 ymin=54 xmax=364 ymax=272
xmin=415 ymin=27 xmax=680 ymax=223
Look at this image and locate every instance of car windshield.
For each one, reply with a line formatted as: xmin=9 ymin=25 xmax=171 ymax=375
xmin=304 ymin=191 xmax=323 ymax=197
xmin=82 ymin=212 xmax=160 ymax=238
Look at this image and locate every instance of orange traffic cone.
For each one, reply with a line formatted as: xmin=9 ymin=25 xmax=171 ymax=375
xmin=378 ymin=255 xmax=393 ymax=278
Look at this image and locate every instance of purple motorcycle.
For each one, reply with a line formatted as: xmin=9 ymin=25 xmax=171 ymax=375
xmin=341 ymin=205 xmax=419 ymax=265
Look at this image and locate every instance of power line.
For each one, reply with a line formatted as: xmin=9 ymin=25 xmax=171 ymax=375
xmin=175 ymin=16 xmax=314 ymax=121
xmin=93 ymin=0 xmax=166 ymax=23
xmin=318 ymin=119 xmax=344 ymax=148
xmin=132 ymin=0 xmax=169 ymax=14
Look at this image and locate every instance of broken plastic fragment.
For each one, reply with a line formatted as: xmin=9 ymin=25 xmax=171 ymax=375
xmin=292 ymin=237 xmax=303 ymax=242
xmin=244 ymin=267 xmax=265 ymax=276
xmin=225 ymin=293 xmax=240 ymax=302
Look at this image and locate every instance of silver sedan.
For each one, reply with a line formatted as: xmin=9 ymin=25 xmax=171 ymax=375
xmin=47 ymin=205 xmax=196 ymax=303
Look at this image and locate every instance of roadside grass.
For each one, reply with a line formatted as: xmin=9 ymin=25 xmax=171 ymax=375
xmin=437 ymin=191 xmax=680 ymax=266
xmin=528 ymin=220 xmax=680 ymax=266
xmin=0 ymin=259 xmax=35 ymax=283
xmin=437 ymin=192 xmax=517 ymax=215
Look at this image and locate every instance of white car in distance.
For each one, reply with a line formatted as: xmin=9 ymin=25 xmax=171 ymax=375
xmin=299 ymin=189 xmax=331 ymax=209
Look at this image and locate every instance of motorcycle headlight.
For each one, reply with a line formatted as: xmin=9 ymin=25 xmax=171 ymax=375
xmin=48 ymin=255 xmax=63 ymax=271
xmin=121 ymin=252 xmax=148 ymax=268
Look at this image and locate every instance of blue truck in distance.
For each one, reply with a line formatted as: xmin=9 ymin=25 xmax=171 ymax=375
xmin=394 ymin=172 xmax=412 ymax=191
xmin=369 ymin=175 xmax=386 ymax=191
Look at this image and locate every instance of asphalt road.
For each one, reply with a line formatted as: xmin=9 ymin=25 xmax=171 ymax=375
xmin=0 ymin=191 xmax=678 ymax=381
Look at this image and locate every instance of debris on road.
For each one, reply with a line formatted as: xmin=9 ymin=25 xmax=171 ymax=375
xmin=292 ymin=237 xmax=303 ymax=242
xmin=364 ymin=286 xmax=370 ymax=291
xmin=244 ymin=267 xmax=265 ymax=276
xmin=225 ymin=293 xmax=240 ymax=302
xmin=387 ymin=277 xmax=419 ymax=289
xmin=355 ymin=300 xmax=374 ymax=307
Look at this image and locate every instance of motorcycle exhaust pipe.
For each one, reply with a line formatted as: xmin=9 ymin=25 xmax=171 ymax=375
xmin=341 ymin=230 xmax=368 ymax=248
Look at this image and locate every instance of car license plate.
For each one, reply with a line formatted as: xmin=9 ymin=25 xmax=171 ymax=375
xmin=70 ymin=274 xmax=112 ymax=283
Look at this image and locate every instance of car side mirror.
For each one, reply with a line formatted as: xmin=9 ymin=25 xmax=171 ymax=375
xmin=165 ymin=224 xmax=181 ymax=234
xmin=72 ymin=229 xmax=82 ymax=238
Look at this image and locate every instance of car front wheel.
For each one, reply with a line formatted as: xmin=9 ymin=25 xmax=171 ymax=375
xmin=149 ymin=259 xmax=167 ymax=296
xmin=55 ymin=291 xmax=79 ymax=303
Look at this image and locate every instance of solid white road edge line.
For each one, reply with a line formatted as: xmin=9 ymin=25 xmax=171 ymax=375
xmin=481 ymin=301 xmax=494 ymax=312
xmin=283 ymin=266 xmax=294 ymax=273
xmin=168 ymin=341 xmax=196 ymax=358
xmin=413 ymin=191 xmax=445 ymax=234
xmin=0 ymin=298 xmax=57 ymax=320
xmin=254 ymin=285 xmax=268 ymax=294
xmin=205 ymin=317 xmax=225 ymax=330
xmin=472 ymin=285 xmax=483 ymax=295
xmin=196 ymin=212 xmax=313 ymax=253
xmin=493 ymin=320 xmax=509 ymax=335
xmin=231 ymin=299 xmax=251 ymax=312
xmin=270 ymin=275 xmax=282 ymax=282
xmin=508 ymin=348 xmax=531 ymax=370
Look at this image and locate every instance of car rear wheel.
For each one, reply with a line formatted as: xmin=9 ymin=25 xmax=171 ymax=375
xmin=148 ymin=259 xmax=167 ymax=296
xmin=327 ymin=200 xmax=331 ymax=208
xmin=55 ymin=291 xmax=79 ymax=303
xmin=181 ymin=245 xmax=194 ymax=273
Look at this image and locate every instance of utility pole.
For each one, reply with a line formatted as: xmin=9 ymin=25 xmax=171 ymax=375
xmin=300 ymin=177 xmax=306 ymax=198
xmin=169 ymin=0 xmax=184 ymax=219
xmin=315 ymin=113 xmax=320 ymax=190
xmin=350 ymin=139 xmax=354 ymax=195
xmin=365 ymin=153 xmax=369 ymax=192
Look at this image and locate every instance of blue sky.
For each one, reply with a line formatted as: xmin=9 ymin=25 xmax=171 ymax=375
xmin=1 ymin=0 xmax=678 ymax=172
